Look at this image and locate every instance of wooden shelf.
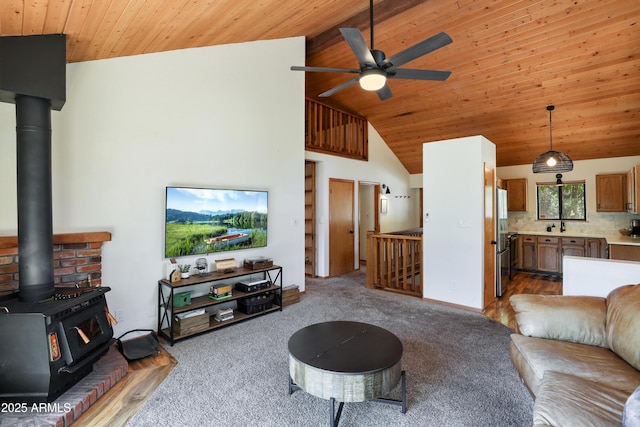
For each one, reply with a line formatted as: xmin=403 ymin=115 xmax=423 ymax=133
xmin=157 ymin=265 xmax=283 ymax=345
xmin=169 ymin=285 xmax=281 ymax=314
xmin=159 ymin=265 xmax=280 ymax=289
xmin=161 ymin=304 xmax=281 ymax=341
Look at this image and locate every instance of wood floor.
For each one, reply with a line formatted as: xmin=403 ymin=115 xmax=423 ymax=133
xmin=483 ymin=271 xmax=563 ymax=330
xmin=78 ymin=271 xmax=560 ymax=426
xmin=74 ymin=345 xmax=177 ymax=426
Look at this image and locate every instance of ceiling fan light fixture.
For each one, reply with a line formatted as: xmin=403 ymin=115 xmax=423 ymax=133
xmin=532 ymin=105 xmax=574 ymax=173
xmin=359 ymin=69 xmax=386 ymax=91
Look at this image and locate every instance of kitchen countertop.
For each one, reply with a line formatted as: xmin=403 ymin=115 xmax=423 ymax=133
xmin=513 ymin=230 xmax=640 ymax=246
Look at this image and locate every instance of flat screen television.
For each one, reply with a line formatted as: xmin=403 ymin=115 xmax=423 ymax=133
xmin=165 ymin=186 xmax=268 ymax=258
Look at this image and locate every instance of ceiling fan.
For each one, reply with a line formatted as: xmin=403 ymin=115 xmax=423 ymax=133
xmin=291 ymin=0 xmax=453 ymax=101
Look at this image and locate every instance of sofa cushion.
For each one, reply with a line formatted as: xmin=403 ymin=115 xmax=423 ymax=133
xmin=510 ymin=294 xmax=608 ymax=347
xmin=623 ymin=385 xmax=640 ymax=427
xmin=533 ymin=371 xmax=629 ymax=427
xmin=510 ymin=334 xmax=640 ymax=397
xmin=606 ymin=284 xmax=640 ymax=371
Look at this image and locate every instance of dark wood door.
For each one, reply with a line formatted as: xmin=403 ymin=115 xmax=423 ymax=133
xmin=329 ymin=178 xmax=355 ymax=276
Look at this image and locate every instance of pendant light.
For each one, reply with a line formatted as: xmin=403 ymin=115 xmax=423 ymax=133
xmin=532 ymin=105 xmax=573 ymax=173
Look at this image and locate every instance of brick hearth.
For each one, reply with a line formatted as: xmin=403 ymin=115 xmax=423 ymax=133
xmin=0 ymin=346 xmax=127 ymax=427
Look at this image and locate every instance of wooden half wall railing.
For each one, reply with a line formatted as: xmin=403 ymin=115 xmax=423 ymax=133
xmin=366 ymin=229 xmax=423 ymax=297
xmin=305 ymin=98 xmax=368 ymax=161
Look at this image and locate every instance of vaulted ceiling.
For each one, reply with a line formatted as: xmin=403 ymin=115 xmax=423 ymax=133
xmin=2 ymin=0 xmax=638 ymax=173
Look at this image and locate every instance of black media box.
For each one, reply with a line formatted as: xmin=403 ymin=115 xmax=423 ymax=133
xmin=236 ymin=279 xmax=271 ymax=292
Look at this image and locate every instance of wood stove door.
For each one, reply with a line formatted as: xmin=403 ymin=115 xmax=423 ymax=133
xmin=57 ymin=298 xmax=113 ymax=366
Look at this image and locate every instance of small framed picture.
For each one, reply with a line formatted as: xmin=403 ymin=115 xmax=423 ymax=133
xmin=380 ymin=198 xmax=388 ymax=213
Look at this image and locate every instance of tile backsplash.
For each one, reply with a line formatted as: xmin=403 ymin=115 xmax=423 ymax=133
xmin=508 ymin=211 xmax=640 ymax=236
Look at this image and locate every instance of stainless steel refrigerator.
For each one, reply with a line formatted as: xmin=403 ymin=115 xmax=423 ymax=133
xmin=496 ymin=188 xmax=509 ymax=297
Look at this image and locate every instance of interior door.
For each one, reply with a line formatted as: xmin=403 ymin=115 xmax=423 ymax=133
xmin=484 ymin=164 xmax=496 ymax=308
xmin=358 ymin=181 xmax=380 ymax=265
xmin=329 ymin=178 xmax=355 ymax=276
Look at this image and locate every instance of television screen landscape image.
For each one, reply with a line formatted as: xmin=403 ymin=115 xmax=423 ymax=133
xmin=165 ymin=187 xmax=268 ymax=258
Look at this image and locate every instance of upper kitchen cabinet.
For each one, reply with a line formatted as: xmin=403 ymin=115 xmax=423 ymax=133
xmin=595 ymin=173 xmax=627 ymax=212
xmin=504 ymin=178 xmax=527 ymax=211
xmin=627 ymin=165 xmax=640 ymax=214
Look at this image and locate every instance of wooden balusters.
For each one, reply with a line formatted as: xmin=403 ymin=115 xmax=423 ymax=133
xmin=367 ymin=230 xmax=422 ymax=297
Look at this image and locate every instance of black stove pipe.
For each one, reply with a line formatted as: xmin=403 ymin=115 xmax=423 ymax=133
xmin=16 ymin=95 xmax=55 ymax=302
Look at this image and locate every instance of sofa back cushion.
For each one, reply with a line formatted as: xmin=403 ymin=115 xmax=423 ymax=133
xmin=606 ymin=284 xmax=640 ymax=370
xmin=510 ymin=294 xmax=608 ymax=347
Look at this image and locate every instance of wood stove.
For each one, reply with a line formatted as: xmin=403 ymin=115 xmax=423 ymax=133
xmin=0 ymin=34 xmax=114 ymax=403
xmin=0 ymin=288 xmax=113 ymax=402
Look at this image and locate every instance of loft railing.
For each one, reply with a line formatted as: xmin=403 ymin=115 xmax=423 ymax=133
xmin=366 ymin=229 xmax=423 ymax=297
xmin=305 ymin=98 xmax=368 ymax=160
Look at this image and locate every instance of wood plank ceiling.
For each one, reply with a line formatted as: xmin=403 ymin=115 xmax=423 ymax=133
xmin=1 ymin=0 xmax=638 ymax=173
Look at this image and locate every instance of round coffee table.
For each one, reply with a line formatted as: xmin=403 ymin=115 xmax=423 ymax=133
xmin=288 ymin=321 xmax=406 ymax=426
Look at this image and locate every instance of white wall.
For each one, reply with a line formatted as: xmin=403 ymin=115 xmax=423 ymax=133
xmin=563 ymin=256 xmax=640 ymax=297
xmin=423 ymin=135 xmax=496 ymax=309
xmin=306 ymin=124 xmax=419 ymax=277
xmin=498 ymin=156 xmax=640 ymax=235
xmin=0 ymin=37 xmax=306 ymax=335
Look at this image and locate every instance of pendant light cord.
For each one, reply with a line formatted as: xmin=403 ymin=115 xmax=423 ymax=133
xmin=548 ymin=105 xmax=554 ymax=150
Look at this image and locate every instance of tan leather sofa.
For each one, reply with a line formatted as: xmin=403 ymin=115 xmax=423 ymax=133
xmin=509 ymin=284 xmax=640 ymax=427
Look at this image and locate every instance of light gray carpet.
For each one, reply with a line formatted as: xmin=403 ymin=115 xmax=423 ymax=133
xmin=127 ymin=270 xmax=533 ymax=427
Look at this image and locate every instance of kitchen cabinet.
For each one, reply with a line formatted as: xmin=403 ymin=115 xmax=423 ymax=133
xmin=520 ymin=235 xmax=537 ymax=270
xmin=609 ymin=244 xmax=640 ymax=262
xmin=587 ymin=238 xmax=607 ymax=258
xmin=504 ymin=178 xmax=527 ymax=211
xmin=560 ymin=237 xmax=585 ymax=273
xmin=561 ymin=237 xmax=586 ymax=257
xmin=596 ymin=173 xmax=627 ymax=212
xmin=626 ymin=165 xmax=640 ymax=214
xmin=518 ymin=235 xmax=606 ymax=275
xmin=537 ymin=236 xmax=560 ymax=273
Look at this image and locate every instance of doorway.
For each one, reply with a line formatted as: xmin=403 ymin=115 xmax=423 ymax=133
xmin=358 ymin=181 xmax=380 ymax=266
xmin=329 ymin=178 xmax=355 ymax=276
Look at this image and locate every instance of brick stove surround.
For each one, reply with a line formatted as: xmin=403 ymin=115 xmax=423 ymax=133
xmin=0 ymin=232 xmax=111 ymax=295
xmin=0 ymin=231 xmax=126 ymax=422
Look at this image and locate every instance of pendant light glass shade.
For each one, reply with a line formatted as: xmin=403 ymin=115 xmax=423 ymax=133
xmin=532 ymin=105 xmax=573 ymax=173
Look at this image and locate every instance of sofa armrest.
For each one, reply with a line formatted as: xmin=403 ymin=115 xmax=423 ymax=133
xmin=510 ymin=294 xmax=608 ymax=348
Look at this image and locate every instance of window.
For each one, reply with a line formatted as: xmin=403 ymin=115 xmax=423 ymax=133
xmin=537 ymin=181 xmax=586 ymax=220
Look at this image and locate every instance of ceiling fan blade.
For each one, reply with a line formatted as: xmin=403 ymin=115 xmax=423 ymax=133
xmin=291 ymin=65 xmax=360 ymax=74
xmin=384 ymin=32 xmax=453 ymax=69
xmin=340 ymin=28 xmax=377 ymax=68
xmin=318 ymin=76 xmax=360 ymax=98
xmin=377 ymin=84 xmax=393 ymax=101
xmin=388 ymin=68 xmax=452 ymax=81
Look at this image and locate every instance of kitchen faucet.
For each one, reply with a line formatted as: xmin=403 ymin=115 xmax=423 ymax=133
xmin=560 ymin=221 xmax=566 ymax=232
